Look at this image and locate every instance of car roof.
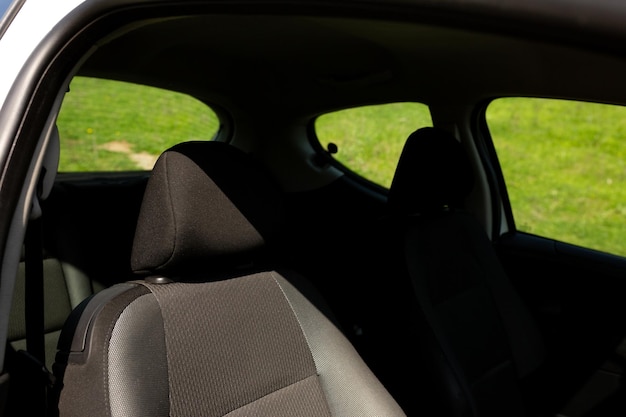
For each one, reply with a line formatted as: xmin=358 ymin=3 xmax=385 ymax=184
xmin=5 ymin=0 xmax=626 ymax=114
xmin=75 ymin=11 xmax=626 ymax=113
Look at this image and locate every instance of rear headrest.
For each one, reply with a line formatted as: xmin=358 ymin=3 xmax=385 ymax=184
xmin=387 ymin=127 xmax=474 ymax=214
xmin=131 ymin=141 xmax=284 ymax=277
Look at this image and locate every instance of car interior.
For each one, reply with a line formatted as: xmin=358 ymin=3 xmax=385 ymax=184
xmin=3 ymin=2 xmax=626 ymax=417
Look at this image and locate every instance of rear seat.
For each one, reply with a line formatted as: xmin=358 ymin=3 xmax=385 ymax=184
xmin=8 ymin=252 xmax=83 ymax=371
xmin=8 ymin=174 xmax=148 ymax=367
xmin=4 ymin=173 xmax=148 ymax=416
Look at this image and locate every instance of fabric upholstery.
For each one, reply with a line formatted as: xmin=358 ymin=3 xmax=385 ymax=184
xmin=142 ymin=273 xmax=320 ymax=417
xmin=388 ymin=127 xmax=474 ymax=215
xmin=131 ymin=141 xmax=283 ymax=276
xmin=55 ymin=284 xmax=157 ymax=417
xmin=387 ymin=127 xmax=545 ymax=416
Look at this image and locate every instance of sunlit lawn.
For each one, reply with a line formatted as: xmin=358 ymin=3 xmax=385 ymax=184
xmin=487 ymin=98 xmax=626 ymax=256
xmin=316 ymin=102 xmax=432 ymax=188
xmin=57 ymin=77 xmax=219 ymax=171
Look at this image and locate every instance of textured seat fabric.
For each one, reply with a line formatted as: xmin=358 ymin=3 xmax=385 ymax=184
xmin=386 ymin=127 xmax=545 ymax=417
xmin=53 ymin=141 xmax=406 ymax=417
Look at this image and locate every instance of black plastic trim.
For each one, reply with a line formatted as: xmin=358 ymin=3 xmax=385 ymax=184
xmin=474 ymin=98 xmax=518 ymax=238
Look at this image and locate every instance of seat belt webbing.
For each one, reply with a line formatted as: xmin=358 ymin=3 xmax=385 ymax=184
xmin=23 ymin=216 xmax=55 ymax=417
xmin=25 ymin=217 xmax=45 ymax=365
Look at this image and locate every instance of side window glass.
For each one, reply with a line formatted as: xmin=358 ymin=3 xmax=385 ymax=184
xmin=57 ymin=76 xmax=219 ymax=172
xmin=487 ymin=97 xmax=626 ymax=256
xmin=315 ymin=102 xmax=432 ymax=188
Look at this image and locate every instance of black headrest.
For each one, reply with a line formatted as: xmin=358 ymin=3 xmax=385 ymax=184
xmin=131 ymin=141 xmax=284 ymax=277
xmin=387 ymin=127 xmax=474 ymax=214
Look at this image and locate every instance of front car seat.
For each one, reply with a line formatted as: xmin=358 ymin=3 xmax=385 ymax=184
xmin=386 ymin=127 xmax=545 ymax=417
xmin=52 ymin=141 xmax=407 ymax=417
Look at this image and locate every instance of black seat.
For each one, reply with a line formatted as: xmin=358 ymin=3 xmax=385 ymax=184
xmin=386 ymin=127 xmax=545 ymax=417
xmin=52 ymin=141 xmax=406 ymax=416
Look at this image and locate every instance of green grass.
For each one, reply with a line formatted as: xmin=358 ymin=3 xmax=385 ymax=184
xmin=487 ymin=97 xmax=626 ymax=256
xmin=57 ymin=77 xmax=626 ymax=257
xmin=57 ymin=77 xmax=219 ymax=171
xmin=316 ymin=102 xmax=432 ymax=188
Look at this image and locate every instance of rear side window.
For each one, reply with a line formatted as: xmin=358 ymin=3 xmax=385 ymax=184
xmin=57 ymin=76 xmax=219 ymax=172
xmin=315 ymin=102 xmax=432 ymax=188
xmin=487 ymin=97 xmax=626 ymax=257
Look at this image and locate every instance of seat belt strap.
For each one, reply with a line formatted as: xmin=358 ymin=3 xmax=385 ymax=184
xmin=24 ymin=216 xmax=55 ymax=416
xmin=25 ymin=217 xmax=45 ymax=364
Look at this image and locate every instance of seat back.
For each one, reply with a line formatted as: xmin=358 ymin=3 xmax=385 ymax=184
xmin=387 ymin=127 xmax=545 ymax=416
xmin=53 ymin=141 xmax=406 ymax=417
xmin=4 ymin=126 xmax=150 ymax=417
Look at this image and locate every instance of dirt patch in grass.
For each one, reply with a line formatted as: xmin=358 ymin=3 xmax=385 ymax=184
xmin=100 ymin=141 xmax=157 ymax=170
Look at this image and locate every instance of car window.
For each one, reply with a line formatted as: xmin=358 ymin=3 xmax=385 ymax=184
xmin=56 ymin=76 xmax=219 ymax=172
xmin=487 ymin=97 xmax=626 ymax=257
xmin=315 ymin=102 xmax=432 ymax=188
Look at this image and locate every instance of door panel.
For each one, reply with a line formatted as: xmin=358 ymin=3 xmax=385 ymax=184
xmin=496 ymin=232 xmax=626 ymax=416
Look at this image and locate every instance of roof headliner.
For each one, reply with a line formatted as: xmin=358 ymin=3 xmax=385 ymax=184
xmin=75 ymin=10 xmax=626 ymax=116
